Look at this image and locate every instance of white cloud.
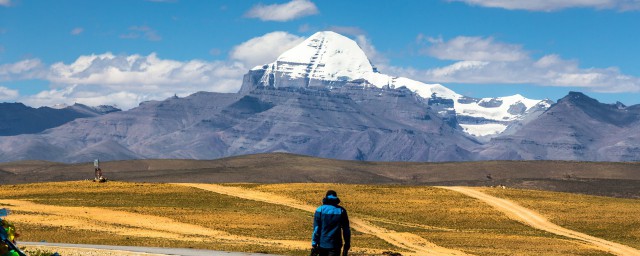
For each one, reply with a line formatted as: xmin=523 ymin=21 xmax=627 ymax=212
xmin=120 ymin=26 xmax=161 ymax=41
xmin=245 ymin=0 xmax=318 ymax=21
xmin=0 ymin=59 xmax=45 ymax=80
xmin=2 ymin=32 xmax=306 ymax=109
xmin=0 ymin=0 xmax=11 ymax=7
xmin=391 ymin=36 xmax=640 ymax=93
xmin=24 ymin=86 xmax=143 ymax=110
xmin=1 ymin=53 xmax=244 ymax=109
xmin=425 ymin=36 xmax=528 ymax=62
xmin=0 ymin=86 xmax=18 ymax=101
xmin=354 ymin=34 xmax=388 ymax=66
xmin=450 ymin=0 xmax=640 ymax=11
xmin=229 ymin=31 xmax=304 ymax=68
xmin=70 ymin=27 xmax=84 ymax=35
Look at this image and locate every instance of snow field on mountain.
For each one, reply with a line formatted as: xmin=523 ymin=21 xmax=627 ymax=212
xmin=460 ymin=123 xmax=508 ymax=136
xmin=454 ymin=94 xmax=547 ymax=122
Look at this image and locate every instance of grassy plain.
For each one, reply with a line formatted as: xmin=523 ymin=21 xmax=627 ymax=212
xmin=0 ymin=181 xmax=394 ymax=255
xmin=233 ymin=184 xmax=617 ymax=255
xmin=0 ymin=181 xmax=638 ymax=255
xmin=482 ymin=188 xmax=640 ymax=249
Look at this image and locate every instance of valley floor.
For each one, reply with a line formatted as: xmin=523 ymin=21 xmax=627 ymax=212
xmin=1 ymin=182 xmax=639 ymax=255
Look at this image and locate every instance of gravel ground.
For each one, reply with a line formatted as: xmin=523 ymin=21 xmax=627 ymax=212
xmin=19 ymin=242 xmax=280 ymax=256
xmin=22 ymin=245 xmax=168 ymax=256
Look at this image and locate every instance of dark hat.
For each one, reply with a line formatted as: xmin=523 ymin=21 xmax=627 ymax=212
xmin=326 ymin=190 xmax=338 ymax=199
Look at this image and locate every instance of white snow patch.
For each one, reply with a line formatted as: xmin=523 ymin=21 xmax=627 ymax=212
xmin=460 ymin=123 xmax=508 ymax=137
xmin=455 ymin=94 xmax=546 ymax=122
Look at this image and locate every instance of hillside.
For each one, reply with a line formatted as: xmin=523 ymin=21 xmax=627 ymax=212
xmin=2 ymin=153 xmax=640 ymax=198
xmin=481 ymin=92 xmax=640 ymax=161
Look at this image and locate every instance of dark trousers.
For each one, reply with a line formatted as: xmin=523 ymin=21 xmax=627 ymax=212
xmin=318 ymin=247 xmax=341 ymax=256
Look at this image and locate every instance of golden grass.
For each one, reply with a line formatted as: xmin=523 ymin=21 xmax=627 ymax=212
xmin=481 ymin=187 xmax=640 ymax=250
xmin=0 ymin=181 xmax=394 ymax=255
xmin=1 ymin=182 xmax=635 ymax=255
xmin=240 ymin=183 xmax=615 ymax=256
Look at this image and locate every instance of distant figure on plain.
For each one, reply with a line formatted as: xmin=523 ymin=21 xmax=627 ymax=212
xmin=311 ymin=190 xmax=351 ymax=256
xmin=93 ymin=159 xmax=106 ymax=182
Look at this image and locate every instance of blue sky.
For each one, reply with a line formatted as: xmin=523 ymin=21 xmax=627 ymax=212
xmin=1 ymin=0 xmax=639 ymax=109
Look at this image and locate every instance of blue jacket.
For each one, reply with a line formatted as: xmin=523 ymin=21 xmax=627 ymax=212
xmin=312 ymin=195 xmax=351 ymax=250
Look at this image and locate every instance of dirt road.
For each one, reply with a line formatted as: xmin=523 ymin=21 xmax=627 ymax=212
xmin=2 ymin=199 xmax=309 ymax=251
xmin=438 ymin=186 xmax=640 ymax=256
xmin=174 ymin=183 xmax=471 ymax=256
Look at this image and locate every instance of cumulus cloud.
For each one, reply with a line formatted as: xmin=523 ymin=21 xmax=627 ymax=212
xmin=229 ymin=31 xmax=304 ymax=68
xmin=449 ymin=0 xmax=640 ymax=11
xmin=245 ymin=0 xmax=318 ymax=21
xmin=2 ymin=32 xmax=308 ymax=109
xmin=0 ymin=86 xmax=18 ymax=101
xmin=120 ymin=25 xmax=162 ymax=41
xmin=35 ymin=52 xmax=245 ymax=109
xmin=0 ymin=59 xmax=46 ymax=81
xmin=0 ymin=53 xmax=245 ymax=109
xmin=23 ymin=85 xmax=144 ymax=110
xmin=424 ymin=36 xmax=528 ymax=62
xmin=70 ymin=27 xmax=84 ymax=35
xmin=391 ymin=36 xmax=640 ymax=93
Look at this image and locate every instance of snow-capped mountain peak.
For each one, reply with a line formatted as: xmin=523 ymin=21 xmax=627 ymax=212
xmin=269 ymin=31 xmax=376 ymax=80
xmin=253 ymin=31 xmax=458 ymax=100
xmin=247 ymin=31 xmax=549 ymax=138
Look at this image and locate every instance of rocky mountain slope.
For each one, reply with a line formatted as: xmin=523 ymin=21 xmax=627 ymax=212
xmin=0 ymin=84 xmax=480 ymax=162
xmin=480 ymin=92 xmax=640 ymax=161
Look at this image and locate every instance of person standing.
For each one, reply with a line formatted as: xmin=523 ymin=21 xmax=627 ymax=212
xmin=94 ymin=159 xmax=100 ymax=180
xmin=312 ymin=190 xmax=351 ymax=256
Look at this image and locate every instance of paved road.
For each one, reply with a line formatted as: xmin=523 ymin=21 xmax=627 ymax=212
xmin=20 ymin=242 xmax=279 ymax=256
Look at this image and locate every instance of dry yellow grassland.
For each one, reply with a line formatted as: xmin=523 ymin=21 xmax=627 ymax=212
xmin=1 ymin=182 xmax=636 ymax=255
xmin=0 ymin=182 xmax=395 ymax=255
xmin=481 ymin=187 xmax=640 ymax=250
xmin=240 ymin=183 xmax=617 ymax=256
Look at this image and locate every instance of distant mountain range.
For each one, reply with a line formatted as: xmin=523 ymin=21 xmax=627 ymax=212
xmin=480 ymin=92 xmax=640 ymax=161
xmin=0 ymin=31 xmax=637 ymax=163
xmin=0 ymin=103 xmax=120 ymax=136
